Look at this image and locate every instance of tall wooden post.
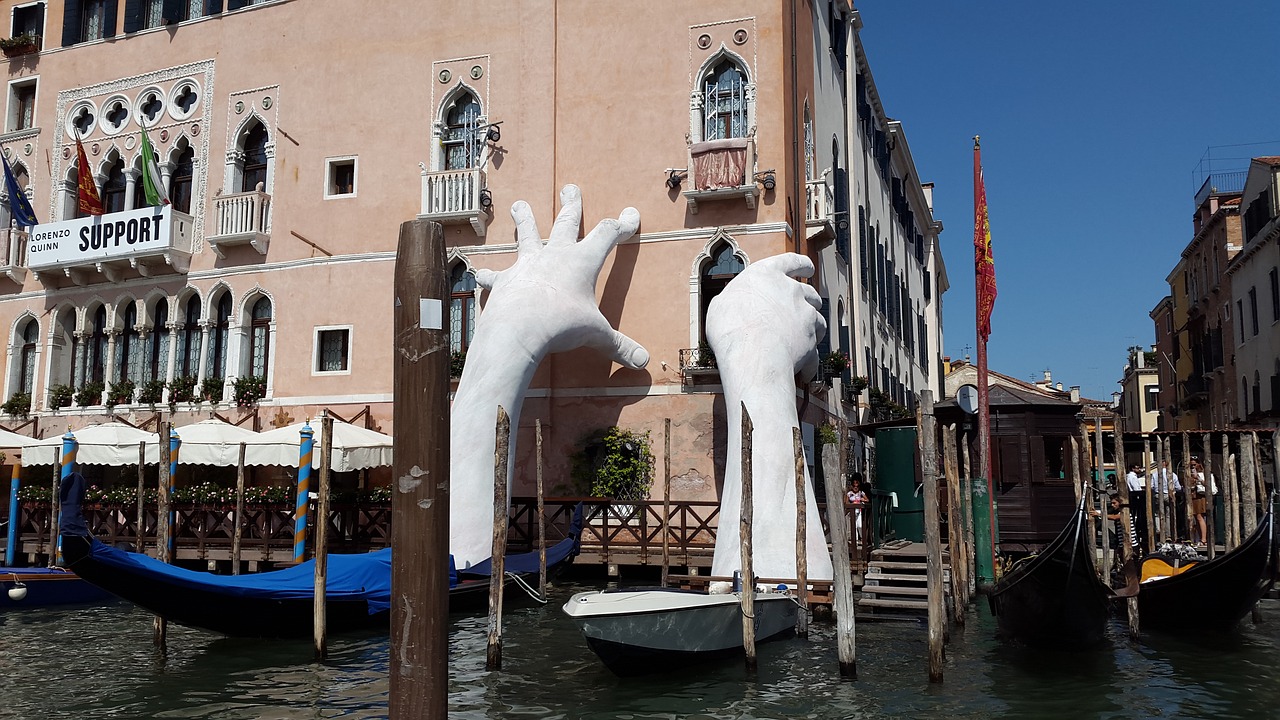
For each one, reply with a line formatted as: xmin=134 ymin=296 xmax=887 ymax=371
xmin=135 ymin=442 xmax=146 ymax=554
xmin=313 ymin=413 xmax=334 ymax=660
xmin=739 ymin=403 xmax=756 ymax=671
xmin=1227 ymin=449 xmax=1241 ymax=550
xmin=661 ymin=418 xmax=671 ymax=588
xmin=793 ymin=427 xmax=809 ymax=638
xmin=487 ymin=407 xmax=511 ymax=671
xmin=1181 ymin=433 xmax=1193 ymax=543
xmin=1090 ymin=420 xmax=1108 ymax=581
xmin=943 ymin=424 xmax=964 ymax=625
xmin=154 ymin=419 xmax=171 ymax=650
xmin=1114 ymin=422 xmax=1138 ymax=639
xmin=1153 ymin=436 xmax=1165 ymax=545
xmin=1251 ymin=432 xmax=1266 ymax=511
xmin=1222 ymin=433 xmax=1237 ymax=549
xmin=821 ymin=438 xmax=856 ymax=678
xmin=961 ymin=438 xmax=976 ymax=598
xmin=1143 ymin=437 xmax=1155 ymax=552
xmin=232 ymin=442 xmax=246 ymax=575
xmin=389 ymin=218 xmax=449 ymax=720
xmin=536 ymin=419 xmax=547 ymax=600
xmin=918 ymin=391 xmax=943 ymax=683
xmin=1240 ymin=433 xmax=1258 ymax=538
xmin=1203 ymin=433 xmax=1216 ymax=559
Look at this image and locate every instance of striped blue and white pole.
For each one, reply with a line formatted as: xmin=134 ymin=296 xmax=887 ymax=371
xmin=293 ymin=423 xmax=315 ymax=562
xmin=5 ymin=461 xmax=19 ymax=566
xmin=168 ymin=429 xmax=181 ymax=559
xmin=57 ymin=431 xmax=77 ymax=565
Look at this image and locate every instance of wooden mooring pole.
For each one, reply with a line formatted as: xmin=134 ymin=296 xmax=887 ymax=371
xmin=1143 ymin=437 xmax=1155 ymax=552
xmin=154 ymin=419 xmax=171 ymax=651
xmin=487 ymin=407 xmax=511 ymax=671
xmin=536 ymin=419 xmax=547 ymax=599
xmin=232 ymin=442 xmax=246 ymax=575
xmin=1114 ymin=423 xmax=1138 ymax=639
xmin=919 ymin=391 xmax=944 ymax=683
xmin=961 ymin=437 xmax=976 ymax=599
xmin=943 ymin=424 xmax=964 ymax=625
xmin=389 ymin=218 xmax=449 ymax=720
xmin=739 ymin=403 xmax=756 ymax=671
xmin=135 ymin=442 xmax=146 ymax=554
xmin=313 ymin=413 xmax=334 ymax=660
xmin=1203 ymin=433 xmax=1216 ymax=560
xmin=1182 ymin=433 xmax=1194 ymax=544
xmin=661 ymin=418 xmax=671 ymax=588
xmin=1241 ymin=433 xmax=1257 ymax=539
xmin=821 ymin=437 xmax=856 ymax=678
xmin=793 ymin=427 xmax=808 ymax=638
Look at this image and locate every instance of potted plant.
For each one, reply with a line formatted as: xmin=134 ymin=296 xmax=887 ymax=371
xmin=168 ymin=375 xmax=197 ymax=406
xmin=847 ymin=375 xmax=868 ymax=395
xmin=138 ymin=378 xmax=166 ymax=406
xmin=232 ymin=375 xmax=266 ymax=407
xmin=201 ymin=376 xmax=225 ymax=403
xmin=571 ymin=427 xmax=655 ymax=524
xmin=816 ymin=422 xmax=840 ymax=446
xmin=0 ymin=33 xmax=40 ymax=58
xmin=695 ymin=340 xmax=716 ymax=369
xmin=106 ymin=378 xmax=136 ymax=407
xmin=822 ymin=350 xmax=849 ymax=375
xmin=2 ymin=391 xmax=30 ymax=419
xmin=47 ymin=383 xmax=74 ymax=410
xmin=74 ymin=380 xmax=105 ymax=407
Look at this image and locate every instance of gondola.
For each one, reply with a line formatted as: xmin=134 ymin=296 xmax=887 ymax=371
xmin=1 ymin=565 xmax=114 ymax=610
xmin=58 ymin=472 xmax=582 ymax=637
xmin=1136 ymin=509 xmax=1275 ymax=632
xmin=988 ymin=496 xmax=1113 ymax=648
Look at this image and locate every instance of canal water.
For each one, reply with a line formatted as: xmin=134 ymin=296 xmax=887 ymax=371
xmin=3 ymin=581 xmax=1280 ymax=719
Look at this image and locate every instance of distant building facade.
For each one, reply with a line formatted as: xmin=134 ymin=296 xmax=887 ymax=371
xmin=1118 ymin=346 xmax=1159 ymax=433
xmin=1231 ymin=157 xmax=1280 ymax=424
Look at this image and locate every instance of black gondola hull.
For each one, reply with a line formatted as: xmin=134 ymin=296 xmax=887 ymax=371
xmin=988 ymin=503 xmax=1112 ymax=648
xmin=1138 ymin=512 xmax=1274 ymax=632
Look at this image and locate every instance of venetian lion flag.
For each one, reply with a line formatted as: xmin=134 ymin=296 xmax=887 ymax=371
xmin=74 ymin=132 xmax=104 ymax=216
xmin=139 ymin=125 xmax=170 ymax=207
xmin=973 ymin=138 xmax=997 ymax=341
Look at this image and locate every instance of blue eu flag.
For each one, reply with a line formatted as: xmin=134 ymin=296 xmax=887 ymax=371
xmin=2 ymin=153 xmax=37 ymax=228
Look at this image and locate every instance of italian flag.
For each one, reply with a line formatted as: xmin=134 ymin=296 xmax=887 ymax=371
xmin=140 ymin=125 xmax=170 ymax=207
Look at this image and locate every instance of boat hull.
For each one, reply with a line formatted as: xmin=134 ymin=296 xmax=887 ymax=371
xmin=564 ymin=588 xmax=797 ymax=676
xmin=1 ymin=567 xmax=114 ymax=609
xmin=988 ymin=502 xmax=1111 ymax=648
xmin=1138 ymin=512 xmax=1275 ymax=632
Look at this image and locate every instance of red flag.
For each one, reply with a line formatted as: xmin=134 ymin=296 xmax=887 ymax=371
xmin=75 ymin=133 xmax=104 ymax=216
xmin=974 ymin=138 xmax=997 ymax=341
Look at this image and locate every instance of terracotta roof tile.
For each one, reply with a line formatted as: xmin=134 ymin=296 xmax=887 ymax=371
xmin=1254 ymin=156 xmax=1280 ymax=166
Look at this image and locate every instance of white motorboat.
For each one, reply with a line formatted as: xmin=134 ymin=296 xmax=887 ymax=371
xmin=562 ymin=585 xmax=798 ymax=675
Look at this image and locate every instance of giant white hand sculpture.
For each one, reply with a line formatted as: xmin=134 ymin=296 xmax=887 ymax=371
xmin=707 ymin=253 xmax=835 ymax=581
xmin=449 ymin=185 xmax=648 ymax=567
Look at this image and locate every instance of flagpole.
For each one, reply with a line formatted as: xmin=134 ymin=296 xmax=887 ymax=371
xmin=973 ymin=136 xmax=997 ymax=588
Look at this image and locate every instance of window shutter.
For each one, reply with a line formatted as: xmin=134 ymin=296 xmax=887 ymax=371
xmin=123 ymin=0 xmax=143 ymax=33
xmin=817 ymin=298 xmax=832 ymax=361
xmin=226 ymin=0 xmax=248 ymax=9
xmin=62 ymin=0 xmax=84 ymax=46
xmin=162 ymin=0 xmax=185 ymax=23
xmin=204 ymin=0 xmax=223 ymax=14
xmin=102 ymin=0 xmax=119 ymax=38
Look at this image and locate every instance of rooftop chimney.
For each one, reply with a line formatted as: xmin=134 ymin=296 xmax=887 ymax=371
xmin=1056 ymin=382 xmax=1063 ymax=391
xmin=1070 ymin=385 xmax=1080 ymax=403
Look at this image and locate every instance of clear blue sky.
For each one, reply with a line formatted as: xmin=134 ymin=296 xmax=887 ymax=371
xmin=856 ymin=1 xmax=1280 ymax=401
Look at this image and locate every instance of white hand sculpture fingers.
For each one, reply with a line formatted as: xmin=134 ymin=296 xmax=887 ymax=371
xmin=586 ymin=320 xmax=650 ymax=370
xmin=798 ymin=348 xmax=821 ymax=383
xmin=512 ymin=200 xmax=543 ymax=257
xmin=580 ymin=207 xmax=641 ymax=270
xmin=475 ymin=268 xmax=498 ymax=290
xmin=750 ymin=252 xmax=814 ymax=280
xmin=798 ymin=280 xmax=823 ymax=312
xmin=548 ymin=184 xmax=584 ymax=247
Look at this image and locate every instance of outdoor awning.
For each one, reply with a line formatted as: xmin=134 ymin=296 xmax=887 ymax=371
xmin=0 ymin=427 xmax=34 ymax=450
xmin=243 ymin=419 xmax=393 ymax=472
xmin=171 ymin=419 xmax=261 ymax=466
xmin=20 ymin=422 xmax=160 ymax=466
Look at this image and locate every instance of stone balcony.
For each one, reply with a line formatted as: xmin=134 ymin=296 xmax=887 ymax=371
xmin=419 ymin=166 xmax=489 ymax=236
xmin=682 ymin=136 xmax=759 ymax=214
xmin=28 ymin=205 xmax=193 ymax=287
xmin=209 ymin=189 xmax=271 ymax=258
xmin=0 ymin=228 xmax=28 ymax=284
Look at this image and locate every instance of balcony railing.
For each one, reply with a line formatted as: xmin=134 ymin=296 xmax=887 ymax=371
xmin=805 ymin=178 xmax=833 ymax=223
xmin=0 ymin=228 xmax=28 ymax=284
xmin=209 ymin=190 xmax=271 ymax=258
xmin=419 ymin=166 xmax=488 ymax=237
xmin=28 ymin=206 xmax=194 ymax=287
xmin=682 ymin=136 xmax=758 ymax=214
xmin=678 ymin=346 xmax=719 ymax=383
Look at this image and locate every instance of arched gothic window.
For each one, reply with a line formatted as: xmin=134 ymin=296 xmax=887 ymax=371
xmin=175 ymin=295 xmax=201 ymax=379
xmin=102 ymin=158 xmax=127 ymax=214
xmin=442 ymin=92 xmax=482 ymax=171
xmin=171 ymin=146 xmax=195 ymax=213
xmin=241 ymin=123 xmax=269 ymax=193
xmin=207 ymin=292 xmax=231 ymax=383
xmin=449 ymin=264 xmax=477 ymax=353
xmin=116 ymin=303 xmax=140 ymax=383
xmin=699 ymin=243 xmax=745 ymax=343
xmin=17 ymin=319 xmax=38 ymax=395
xmin=247 ymin=297 xmax=271 ymax=378
xmin=148 ymin=299 xmax=170 ymax=381
xmin=89 ymin=306 xmax=108 ymax=385
xmin=702 ymin=60 xmax=748 ymax=141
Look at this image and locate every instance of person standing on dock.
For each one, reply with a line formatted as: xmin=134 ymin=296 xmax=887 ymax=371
xmin=1126 ymin=463 xmax=1149 ymax=554
xmin=1153 ymin=460 xmax=1183 ymax=541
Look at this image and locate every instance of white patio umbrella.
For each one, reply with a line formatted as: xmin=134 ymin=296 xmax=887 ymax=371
xmin=0 ymin=427 xmax=34 ymax=449
xmin=243 ymin=419 xmax=393 ymax=472
xmin=171 ymin=419 xmax=261 ymax=466
xmin=20 ymin=422 xmax=160 ymax=465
